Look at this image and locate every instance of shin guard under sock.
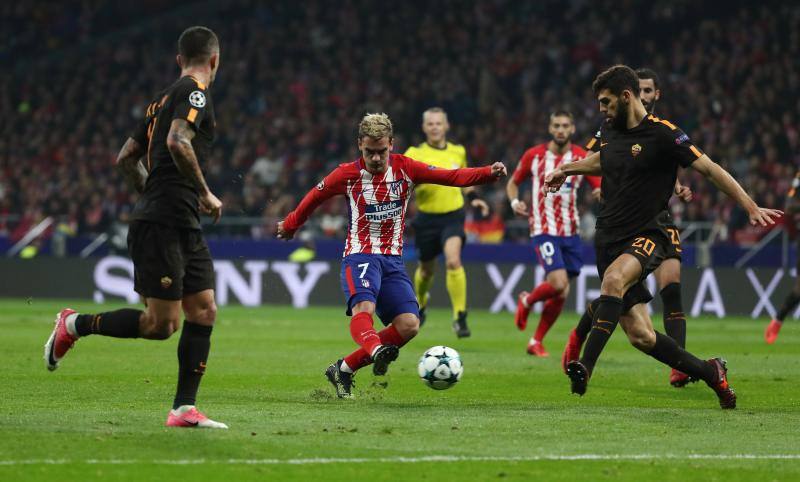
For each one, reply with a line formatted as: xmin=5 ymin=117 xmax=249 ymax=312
xmin=173 ymin=321 xmax=212 ymax=409
xmin=349 ymin=312 xmax=381 ymax=356
xmin=524 ymin=282 xmax=558 ymax=306
xmin=446 ymin=267 xmax=468 ymax=319
xmin=343 ymin=324 xmax=411 ymax=372
xmin=575 ymin=299 xmax=600 ymax=340
xmin=534 ymin=297 xmax=565 ymax=342
xmin=579 ymin=295 xmax=623 ymax=373
xmin=74 ymin=309 xmax=142 ymax=338
xmin=646 ymin=331 xmax=715 ymax=383
xmin=660 ymin=283 xmax=686 ymax=348
xmin=414 ymin=267 xmax=434 ymax=309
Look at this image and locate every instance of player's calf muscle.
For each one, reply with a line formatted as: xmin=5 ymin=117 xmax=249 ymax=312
xmin=140 ymin=305 xmax=181 ymax=339
xmin=140 ymin=319 xmax=178 ymax=340
xmin=623 ymin=322 xmax=656 ymax=350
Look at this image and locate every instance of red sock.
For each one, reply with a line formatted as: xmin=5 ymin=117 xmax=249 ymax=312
xmin=343 ymin=325 xmax=412 ymax=372
xmin=350 ymin=312 xmax=381 ymax=356
xmin=534 ymin=296 xmax=565 ymax=342
xmin=377 ymin=324 xmax=407 ymax=346
xmin=525 ymin=281 xmax=559 ymax=306
xmin=343 ymin=349 xmax=372 ymax=372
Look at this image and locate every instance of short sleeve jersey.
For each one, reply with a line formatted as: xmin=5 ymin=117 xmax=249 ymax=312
xmin=594 ymin=115 xmax=703 ymax=245
xmin=131 ymin=75 xmax=215 ymax=229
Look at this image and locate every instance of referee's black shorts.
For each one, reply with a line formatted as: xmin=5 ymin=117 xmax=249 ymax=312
xmin=412 ymin=208 xmax=466 ymax=262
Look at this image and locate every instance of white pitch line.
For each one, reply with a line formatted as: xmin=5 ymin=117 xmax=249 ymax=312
xmin=1 ymin=454 xmax=800 ymax=466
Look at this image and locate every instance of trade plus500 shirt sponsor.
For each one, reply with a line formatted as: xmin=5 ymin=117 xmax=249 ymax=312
xmin=364 ymin=201 xmax=402 ymax=221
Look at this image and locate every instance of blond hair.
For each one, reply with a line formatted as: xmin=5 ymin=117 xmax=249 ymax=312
xmin=358 ymin=113 xmax=393 ymax=140
xmin=422 ymin=107 xmax=448 ymax=122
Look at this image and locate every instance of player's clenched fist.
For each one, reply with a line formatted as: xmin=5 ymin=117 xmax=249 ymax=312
xmin=510 ymin=199 xmax=528 ymax=217
xmin=200 ymin=191 xmax=223 ymax=223
xmin=491 ymin=162 xmax=507 ymax=177
xmin=544 ymin=168 xmax=566 ymax=193
xmin=276 ymin=220 xmax=294 ymax=240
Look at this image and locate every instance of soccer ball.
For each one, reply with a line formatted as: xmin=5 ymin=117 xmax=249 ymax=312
xmin=417 ymin=345 xmax=463 ymax=390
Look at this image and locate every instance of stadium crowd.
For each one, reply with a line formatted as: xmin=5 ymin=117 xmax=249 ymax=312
xmin=2 ymin=0 xmax=798 ymax=246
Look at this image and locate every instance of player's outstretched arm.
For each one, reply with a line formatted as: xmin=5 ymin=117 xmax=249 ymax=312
xmin=690 ymin=155 xmax=782 ymax=226
xmin=115 ymin=137 xmax=147 ymax=193
xmin=544 ymin=151 xmax=601 ymax=193
xmin=408 ymin=159 xmax=506 ymax=187
xmin=167 ymin=119 xmax=222 ymax=222
xmin=278 ymin=169 xmax=345 ymax=240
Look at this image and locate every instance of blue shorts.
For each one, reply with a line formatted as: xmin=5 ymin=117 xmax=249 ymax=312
xmin=340 ymin=253 xmax=419 ymax=326
xmin=533 ymin=234 xmax=583 ymax=278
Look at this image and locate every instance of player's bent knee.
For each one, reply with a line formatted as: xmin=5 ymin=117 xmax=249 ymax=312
xmin=600 ymin=271 xmax=626 ymax=297
xmin=445 ymin=258 xmax=462 ymax=271
xmin=351 ymin=300 xmax=376 ymax=315
xmin=658 ymin=271 xmax=681 ymax=288
xmin=393 ymin=315 xmax=420 ymax=340
xmin=419 ymin=262 xmax=435 ymax=279
xmin=550 ymin=275 xmax=570 ymax=295
xmin=404 ymin=321 xmax=420 ymax=339
xmin=190 ymin=303 xmax=217 ymax=325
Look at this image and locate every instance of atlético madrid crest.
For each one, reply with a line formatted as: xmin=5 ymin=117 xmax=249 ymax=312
xmin=631 ymin=144 xmax=642 ymax=157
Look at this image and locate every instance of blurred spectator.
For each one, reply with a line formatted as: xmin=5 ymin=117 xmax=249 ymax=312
xmin=3 ymin=0 xmax=798 ymax=247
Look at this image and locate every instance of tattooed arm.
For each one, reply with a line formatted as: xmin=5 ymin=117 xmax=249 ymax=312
xmin=167 ymin=119 xmax=209 ymax=194
xmin=166 ymin=119 xmax=222 ymax=222
xmin=115 ymin=138 xmax=147 ymax=193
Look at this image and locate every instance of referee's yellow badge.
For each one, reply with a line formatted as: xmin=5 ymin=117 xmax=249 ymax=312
xmin=631 ymin=144 xmax=642 ymax=157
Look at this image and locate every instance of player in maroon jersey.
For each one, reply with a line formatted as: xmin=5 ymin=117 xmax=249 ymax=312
xmin=547 ymin=65 xmax=781 ymax=408
xmin=277 ymin=113 xmax=506 ymax=398
xmin=44 ymin=27 xmax=227 ymax=428
xmin=563 ymin=68 xmax=697 ymax=388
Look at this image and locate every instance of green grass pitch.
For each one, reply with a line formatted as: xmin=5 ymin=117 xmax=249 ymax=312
xmin=1 ymin=299 xmax=798 ymax=481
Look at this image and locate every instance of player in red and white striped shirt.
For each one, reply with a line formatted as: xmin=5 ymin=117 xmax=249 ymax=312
xmin=278 ymin=113 xmax=505 ymax=397
xmin=506 ymin=110 xmax=600 ymax=356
